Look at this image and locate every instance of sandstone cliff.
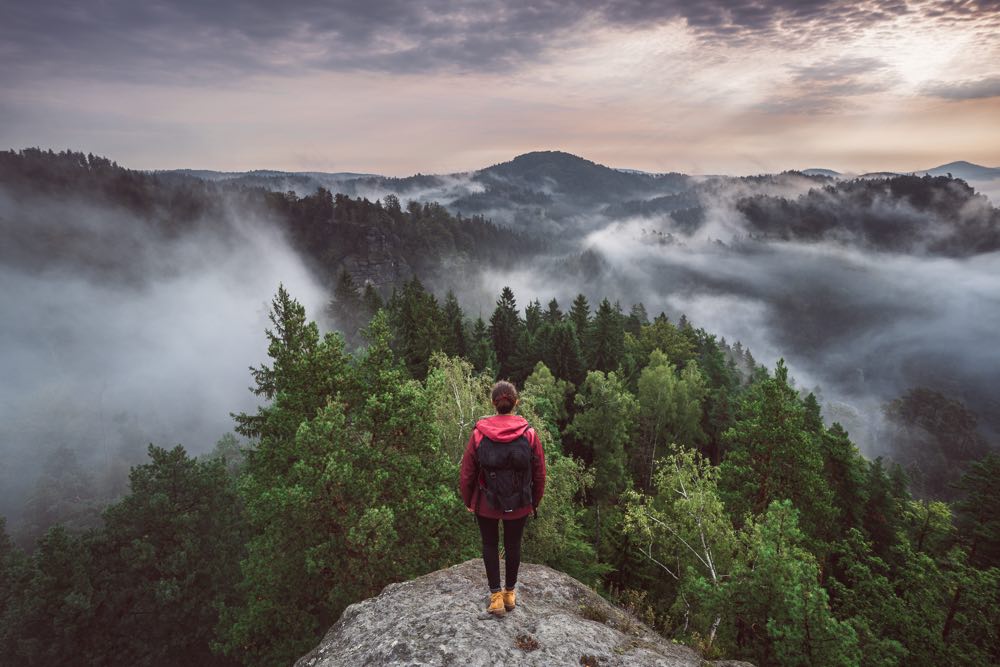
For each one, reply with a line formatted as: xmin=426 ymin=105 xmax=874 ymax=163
xmin=296 ymin=559 xmax=752 ymax=667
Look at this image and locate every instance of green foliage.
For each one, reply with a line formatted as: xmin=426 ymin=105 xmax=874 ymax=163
xmin=7 ymin=525 xmax=94 ymax=665
xmin=424 ymin=353 xmax=494 ymax=462
xmin=569 ymin=293 xmax=590 ymax=345
xmin=729 ymin=501 xmax=861 ymax=667
xmin=2 ymin=446 xmax=244 ymax=666
xmin=489 ymin=286 xmax=524 ymax=379
xmin=233 ymin=283 xmax=350 ymax=449
xmin=719 ymin=360 xmax=837 ymax=551
xmin=93 ymin=445 xmax=245 ymax=665
xmin=623 ymin=446 xmax=736 ymax=647
xmin=952 ymin=453 xmax=1000 ymax=569
xmin=632 ymin=351 xmax=707 ymax=490
xmin=521 ymin=362 xmax=571 ymax=431
xmin=861 ymin=457 xmax=907 ymax=563
xmin=2 ymin=273 xmax=997 ymax=667
xmin=586 ymin=298 xmax=624 ymax=372
xmin=386 ymin=277 xmax=446 ymax=379
xmin=883 ymin=388 xmax=990 ymax=499
xmin=328 ymin=269 xmax=365 ymax=346
xmin=18 ymin=446 xmax=103 ymax=548
xmin=636 ymin=314 xmax=695 ymax=368
xmin=818 ymin=424 xmax=869 ymax=539
xmin=570 ymin=370 xmax=637 ymax=504
xmin=540 ymin=319 xmax=586 ymax=386
xmin=206 ymin=432 xmax=247 ymax=477
xmin=468 ymin=316 xmax=497 ymax=375
xmin=441 ymin=291 xmax=468 ymax=358
xmin=218 ymin=297 xmax=476 ymax=666
xmin=0 ymin=518 xmax=26 ymax=659
xmin=827 ymin=530 xmax=907 ymax=667
xmin=543 ymin=298 xmax=563 ymax=324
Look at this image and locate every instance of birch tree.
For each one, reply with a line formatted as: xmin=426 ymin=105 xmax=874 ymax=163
xmin=623 ymin=445 xmax=736 ymax=647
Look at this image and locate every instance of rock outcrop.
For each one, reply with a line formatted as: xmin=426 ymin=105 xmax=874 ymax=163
xmin=296 ymin=559 xmax=752 ymax=667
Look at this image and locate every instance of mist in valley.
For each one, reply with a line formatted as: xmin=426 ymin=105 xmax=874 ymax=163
xmin=457 ymin=162 xmax=1000 ymax=449
xmin=0 ymin=182 xmax=327 ymax=532
xmin=2 ymin=149 xmax=999 ymax=538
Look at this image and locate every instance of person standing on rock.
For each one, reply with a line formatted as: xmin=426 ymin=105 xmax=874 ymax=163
xmin=459 ymin=380 xmax=546 ymax=617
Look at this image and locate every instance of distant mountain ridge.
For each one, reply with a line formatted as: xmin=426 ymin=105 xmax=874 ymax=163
xmin=155 ymin=150 xmax=1000 ymax=239
xmin=163 ymin=152 xmax=1000 ymax=193
xmin=918 ymin=160 xmax=1000 ymax=181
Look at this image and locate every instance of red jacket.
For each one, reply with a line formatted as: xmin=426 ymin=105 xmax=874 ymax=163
xmin=459 ymin=414 xmax=546 ymax=519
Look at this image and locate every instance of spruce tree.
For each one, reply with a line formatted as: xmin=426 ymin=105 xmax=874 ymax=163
xmin=541 ymin=320 xmax=585 ymax=387
xmin=587 ymin=298 xmax=625 ymax=372
xmin=544 ymin=298 xmax=563 ymax=324
xmin=329 ymin=269 xmax=363 ymax=344
xmin=569 ymin=293 xmax=590 ymax=346
xmin=362 ymin=283 xmax=383 ymax=321
xmin=626 ymin=302 xmax=648 ymax=336
xmin=719 ymin=360 xmax=837 ymax=552
xmin=525 ymin=298 xmax=542 ymax=335
xmin=387 ymin=277 xmax=445 ymax=379
xmin=952 ymin=453 xmax=1000 ymax=569
xmin=441 ymin=290 xmax=467 ymax=359
xmin=489 ymin=286 xmax=523 ymax=379
xmin=468 ymin=316 xmax=497 ymax=375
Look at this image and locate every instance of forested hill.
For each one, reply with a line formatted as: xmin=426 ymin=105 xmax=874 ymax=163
xmin=736 ymin=175 xmax=1000 ymax=256
xmin=2 ymin=283 xmax=997 ymax=666
xmin=0 ymin=148 xmax=536 ymax=288
xmin=1 ymin=147 xmax=999 ymax=667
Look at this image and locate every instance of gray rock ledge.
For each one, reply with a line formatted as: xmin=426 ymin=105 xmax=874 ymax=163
xmin=296 ymin=558 xmax=752 ymax=667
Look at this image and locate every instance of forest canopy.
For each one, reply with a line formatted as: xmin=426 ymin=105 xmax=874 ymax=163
xmin=2 ymin=283 xmax=997 ymax=667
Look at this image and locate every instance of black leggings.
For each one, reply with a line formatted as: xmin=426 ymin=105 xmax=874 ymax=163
xmin=476 ymin=514 xmax=528 ymax=593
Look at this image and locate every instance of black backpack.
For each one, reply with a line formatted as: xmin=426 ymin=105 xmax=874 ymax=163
xmin=476 ymin=434 xmax=535 ymax=513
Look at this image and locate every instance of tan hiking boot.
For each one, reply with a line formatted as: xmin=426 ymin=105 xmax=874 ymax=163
xmin=487 ymin=591 xmax=506 ymax=616
xmin=503 ymin=588 xmax=516 ymax=611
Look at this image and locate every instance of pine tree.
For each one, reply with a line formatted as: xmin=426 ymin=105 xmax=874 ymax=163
xmin=8 ymin=526 xmax=94 ymax=665
xmin=625 ymin=302 xmax=648 ymax=336
xmin=329 ymin=269 xmax=363 ymax=344
xmin=952 ymin=453 xmax=1000 ymax=569
xmin=441 ymin=290 xmax=467 ymax=359
xmin=540 ymin=320 xmax=585 ymax=387
xmin=637 ymin=315 xmax=696 ymax=367
xmin=543 ymin=298 xmax=563 ymax=324
xmin=468 ymin=316 xmax=497 ymax=375
xmin=587 ymin=298 xmax=625 ymax=372
xmin=862 ymin=458 xmax=906 ymax=563
xmin=729 ymin=501 xmax=861 ymax=667
xmin=569 ymin=293 xmax=590 ymax=346
xmin=220 ymin=306 xmax=473 ymax=666
xmin=719 ymin=360 xmax=837 ymax=552
xmin=91 ymin=445 xmax=245 ymax=665
xmin=489 ymin=286 xmax=523 ymax=379
xmin=386 ymin=277 xmax=445 ymax=379
xmin=233 ymin=283 xmax=350 ymax=452
xmin=819 ymin=423 xmax=870 ymax=540
xmin=525 ymin=298 xmax=542 ymax=335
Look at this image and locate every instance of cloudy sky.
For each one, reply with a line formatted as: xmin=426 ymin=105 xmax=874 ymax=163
xmin=2 ymin=0 xmax=999 ymax=174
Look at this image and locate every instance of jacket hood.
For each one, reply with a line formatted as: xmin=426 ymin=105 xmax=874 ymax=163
xmin=475 ymin=414 xmax=530 ymax=442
